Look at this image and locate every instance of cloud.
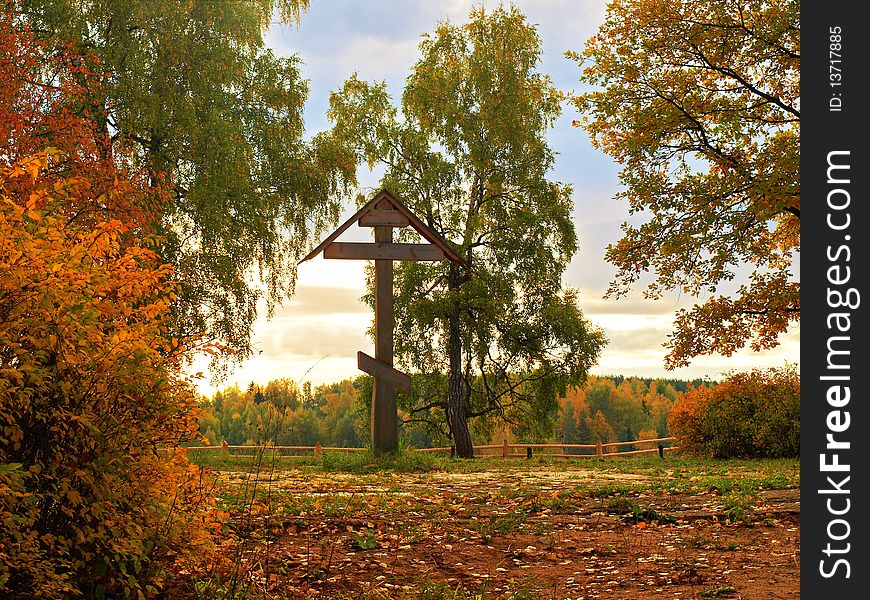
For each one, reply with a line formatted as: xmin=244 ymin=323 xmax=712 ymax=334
xmin=603 ymin=326 xmax=668 ymax=348
xmin=593 ymin=324 xmax=801 ymax=381
xmin=297 ymin=256 xmax=368 ymax=288
xmin=247 ymin=284 xmax=372 ymax=360
xmin=279 ymin=284 xmax=369 ymax=316
xmin=299 ymin=33 xmax=420 ymax=87
xmin=577 ymin=295 xmax=684 ymax=317
xmin=256 ymin=314 xmax=368 ymax=357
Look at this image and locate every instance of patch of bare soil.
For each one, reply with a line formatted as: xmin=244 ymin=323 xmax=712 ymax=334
xmin=220 ymin=472 xmax=800 ymax=599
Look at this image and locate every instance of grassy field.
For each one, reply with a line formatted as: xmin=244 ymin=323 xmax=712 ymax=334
xmin=184 ymin=450 xmax=800 ymax=599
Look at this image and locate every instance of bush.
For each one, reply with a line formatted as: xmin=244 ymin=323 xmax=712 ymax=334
xmin=668 ymin=366 xmax=799 ymax=458
xmin=634 ymin=429 xmax=661 ymax=451
xmin=0 ymin=155 xmax=220 ymax=598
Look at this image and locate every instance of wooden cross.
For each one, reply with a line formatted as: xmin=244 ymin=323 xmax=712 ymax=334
xmin=300 ymin=190 xmax=465 ymax=453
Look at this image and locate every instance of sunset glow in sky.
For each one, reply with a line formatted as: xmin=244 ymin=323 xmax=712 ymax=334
xmin=192 ymin=0 xmax=799 ymax=396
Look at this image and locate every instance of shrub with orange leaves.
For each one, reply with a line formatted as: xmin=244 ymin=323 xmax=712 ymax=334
xmin=668 ymin=366 xmax=799 ymax=459
xmin=0 ymin=154 xmax=220 ymax=597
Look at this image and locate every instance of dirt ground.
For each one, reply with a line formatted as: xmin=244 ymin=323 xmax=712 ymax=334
xmin=214 ymin=466 xmax=800 ymax=599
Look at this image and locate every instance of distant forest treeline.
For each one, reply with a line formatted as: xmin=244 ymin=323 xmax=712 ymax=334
xmin=197 ymin=375 xmax=709 ymax=449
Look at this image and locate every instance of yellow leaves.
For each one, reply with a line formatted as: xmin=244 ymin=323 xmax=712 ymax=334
xmin=575 ymin=14 xmax=796 ymax=250
xmin=112 ymin=329 xmax=130 ymax=344
xmin=6 ymin=248 xmax=23 ymax=264
xmin=57 ymin=479 xmax=83 ymax=505
xmin=2 ymin=151 xmax=215 ymax=594
xmin=7 ymin=153 xmax=48 ymax=181
xmin=25 ymin=191 xmax=46 ymax=222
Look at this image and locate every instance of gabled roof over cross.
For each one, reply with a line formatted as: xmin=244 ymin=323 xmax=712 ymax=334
xmin=299 ymin=190 xmax=466 ymax=265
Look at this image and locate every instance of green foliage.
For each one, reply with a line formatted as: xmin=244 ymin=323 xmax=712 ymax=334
xmin=328 ymin=5 xmax=605 ymax=455
xmin=320 ymin=447 xmax=450 ymax=474
xmin=723 ymin=490 xmax=755 ymax=524
xmin=352 ymin=528 xmax=379 ymax=550
xmin=202 ymin=372 xmax=698 ymax=456
xmin=669 ymin=366 xmax=799 ymax=458
xmin=19 ymin=0 xmax=356 ymax=358
xmin=608 ymin=498 xmax=676 ymax=525
xmin=199 ymin=378 xmax=365 ymax=448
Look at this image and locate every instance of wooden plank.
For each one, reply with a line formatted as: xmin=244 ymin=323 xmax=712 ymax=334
xmin=601 ymin=436 xmax=675 ymax=449
xmin=502 ymin=443 xmax=599 ymax=449
xmin=323 ymin=242 xmax=445 ymax=261
xmin=383 ymin=195 xmax=466 ymax=265
xmin=371 ymin=225 xmax=399 ymax=454
xmin=298 ymin=193 xmax=386 ymax=264
xmin=603 ymin=447 xmax=661 ymax=457
xmin=299 ymin=189 xmax=465 ymax=266
xmin=374 ymin=226 xmax=394 ymax=368
xmin=358 ymin=352 xmax=413 ymax=395
xmin=358 ymin=209 xmax=410 ymax=227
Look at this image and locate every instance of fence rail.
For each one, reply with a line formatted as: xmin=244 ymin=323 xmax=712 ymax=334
xmin=181 ymin=437 xmax=678 ymax=459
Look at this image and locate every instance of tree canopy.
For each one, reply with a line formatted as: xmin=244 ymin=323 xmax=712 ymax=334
xmin=329 ymin=6 xmax=605 ymax=457
xmin=17 ymin=0 xmax=356 ymax=357
xmin=570 ymin=0 xmax=799 ymax=368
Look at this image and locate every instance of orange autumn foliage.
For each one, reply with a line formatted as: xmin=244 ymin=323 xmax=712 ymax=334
xmin=668 ymin=366 xmax=799 ymax=459
xmin=0 ymin=154 xmax=222 ymax=597
xmin=571 ymin=0 xmax=800 ymax=369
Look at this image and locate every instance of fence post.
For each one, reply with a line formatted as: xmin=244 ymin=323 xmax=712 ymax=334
xmin=658 ymin=444 xmax=664 ymax=459
xmin=526 ymin=447 xmax=532 ymax=459
xmin=596 ymin=440 xmax=603 ymax=459
xmin=314 ymin=442 xmax=323 ymax=457
xmin=221 ymin=439 xmax=229 ymax=456
xmin=502 ymin=439 xmax=510 ymax=458
xmin=450 ymin=445 xmax=455 ymax=458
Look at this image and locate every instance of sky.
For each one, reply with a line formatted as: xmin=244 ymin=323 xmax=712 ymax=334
xmin=192 ymin=0 xmax=799 ymax=396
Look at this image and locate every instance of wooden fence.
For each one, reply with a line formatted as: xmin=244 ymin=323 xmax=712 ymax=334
xmin=182 ymin=436 xmax=678 ymax=459
xmin=414 ymin=437 xmax=678 ymax=459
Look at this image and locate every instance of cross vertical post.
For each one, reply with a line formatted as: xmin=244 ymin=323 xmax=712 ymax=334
xmin=298 ymin=190 xmax=466 ymax=455
xmin=371 ymin=223 xmax=398 ymax=453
